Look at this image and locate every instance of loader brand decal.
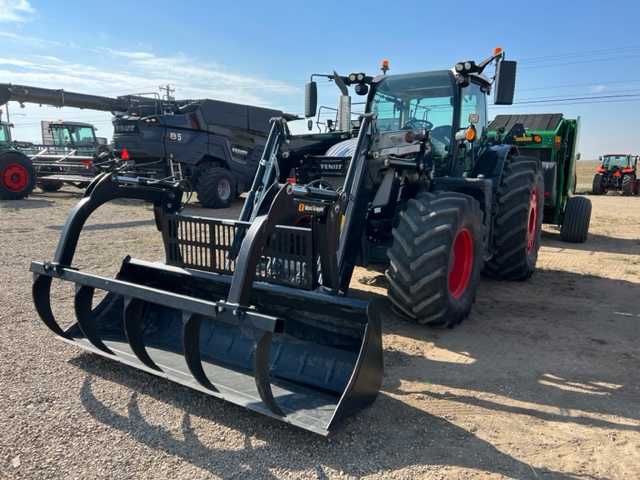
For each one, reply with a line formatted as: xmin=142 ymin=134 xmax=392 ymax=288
xmin=298 ymin=203 xmax=326 ymax=214
xmin=380 ymin=144 xmax=420 ymax=156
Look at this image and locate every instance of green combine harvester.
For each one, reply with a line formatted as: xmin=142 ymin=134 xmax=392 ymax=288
xmin=488 ymin=113 xmax=591 ymax=243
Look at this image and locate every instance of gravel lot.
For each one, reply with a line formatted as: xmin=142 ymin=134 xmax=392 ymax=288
xmin=1 ymin=163 xmax=639 ymax=479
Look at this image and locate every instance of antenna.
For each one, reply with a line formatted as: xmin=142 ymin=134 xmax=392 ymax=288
xmin=159 ymin=84 xmax=175 ymax=101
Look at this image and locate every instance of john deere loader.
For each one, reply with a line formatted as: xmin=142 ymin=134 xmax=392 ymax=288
xmin=31 ymin=49 xmax=544 ymax=434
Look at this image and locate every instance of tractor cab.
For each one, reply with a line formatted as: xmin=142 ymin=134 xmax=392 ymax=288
xmin=600 ymin=153 xmax=633 ymax=171
xmin=0 ymin=122 xmax=10 ymax=147
xmin=0 ymin=108 xmax=13 ymax=148
xmin=367 ymin=68 xmax=490 ymax=177
xmin=45 ymin=121 xmax=100 ymax=156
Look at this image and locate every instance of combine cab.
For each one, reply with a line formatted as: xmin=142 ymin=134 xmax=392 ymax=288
xmin=32 ymin=49 xmax=547 ymax=434
xmin=592 ymin=153 xmax=639 ymax=196
xmin=488 ymin=114 xmax=591 ymax=243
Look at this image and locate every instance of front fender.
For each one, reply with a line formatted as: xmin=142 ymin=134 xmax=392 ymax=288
xmin=471 ymin=144 xmax=518 ymax=189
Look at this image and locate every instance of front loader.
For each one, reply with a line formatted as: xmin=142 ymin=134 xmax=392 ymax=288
xmin=31 ymin=49 xmax=544 ymax=434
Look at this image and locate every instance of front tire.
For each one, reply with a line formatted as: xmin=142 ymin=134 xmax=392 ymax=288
xmin=0 ymin=151 xmax=37 ymax=200
xmin=483 ymin=156 xmax=544 ymax=280
xmin=195 ymin=167 xmax=236 ymax=209
xmin=385 ymin=191 xmax=484 ymax=328
xmin=560 ymin=196 xmax=592 ymax=243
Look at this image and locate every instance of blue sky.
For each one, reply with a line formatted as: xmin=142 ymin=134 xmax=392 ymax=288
xmin=2 ymin=0 xmax=640 ymax=160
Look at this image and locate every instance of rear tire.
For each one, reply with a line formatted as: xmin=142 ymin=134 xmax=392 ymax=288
xmin=621 ymin=175 xmax=634 ymax=196
xmin=483 ymin=156 xmax=544 ymax=280
xmin=592 ymin=173 xmax=605 ymax=195
xmin=560 ymin=196 xmax=592 ymax=243
xmin=385 ymin=191 xmax=484 ymax=328
xmin=0 ymin=151 xmax=37 ymax=200
xmin=196 ymin=167 xmax=236 ymax=209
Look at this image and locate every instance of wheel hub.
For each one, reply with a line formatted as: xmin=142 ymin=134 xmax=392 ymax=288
xmin=526 ymin=187 xmax=539 ymax=253
xmin=449 ymin=227 xmax=473 ymax=299
xmin=2 ymin=164 xmax=29 ymax=192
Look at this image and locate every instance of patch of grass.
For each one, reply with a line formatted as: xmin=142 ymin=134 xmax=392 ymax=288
xmin=606 ymin=255 xmax=640 ymax=265
xmin=623 ymin=268 xmax=637 ymax=275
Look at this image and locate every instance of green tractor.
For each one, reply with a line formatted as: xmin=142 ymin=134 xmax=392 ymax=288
xmin=488 ymin=113 xmax=591 ymax=243
xmin=0 ymin=109 xmax=37 ymax=200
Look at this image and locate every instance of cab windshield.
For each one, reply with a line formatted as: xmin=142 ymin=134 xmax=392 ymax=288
xmin=369 ymin=70 xmax=455 ymax=133
xmin=602 ymin=155 xmax=630 ymax=169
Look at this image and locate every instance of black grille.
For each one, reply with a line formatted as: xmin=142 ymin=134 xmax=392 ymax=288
xmin=163 ymin=215 xmax=316 ymax=289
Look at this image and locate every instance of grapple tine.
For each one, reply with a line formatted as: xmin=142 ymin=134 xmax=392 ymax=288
xmin=182 ymin=312 xmax=219 ymax=392
xmin=123 ymin=297 xmax=162 ymax=372
xmin=253 ymin=331 xmax=285 ymax=417
xmin=74 ymin=285 xmax=114 ymax=355
xmin=32 ymin=274 xmax=72 ymax=340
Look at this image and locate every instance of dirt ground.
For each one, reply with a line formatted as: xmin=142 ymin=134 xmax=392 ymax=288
xmin=1 ymin=161 xmax=639 ymax=479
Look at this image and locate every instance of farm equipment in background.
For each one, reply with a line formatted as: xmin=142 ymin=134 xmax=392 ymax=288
xmin=0 ymin=112 xmax=107 ymax=199
xmin=592 ymin=153 xmax=639 ymax=196
xmin=18 ymin=120 xmax=107 ymax=192
xmin=0 ymin=83 xmax=284 ymax=207
xmin=487 ymin=114 xmax=591 ymax=243
xmin=31 ymin=49 xmax=544 ymax=434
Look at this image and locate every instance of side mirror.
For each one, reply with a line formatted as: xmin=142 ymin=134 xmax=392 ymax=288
xmin=599 ymin=156 xmax=603 ymax=162
xmin=305 ymin=81 xmax=317 ymax=118
xmin=493 ymin=60 xmax=517 ymax=105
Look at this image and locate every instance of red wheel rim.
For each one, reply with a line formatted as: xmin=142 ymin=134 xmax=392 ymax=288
xmin=526 ymin=186 xmax=539 ymax=253
xmin=449 ymin=227 xmax=473 ymax=300
xmin=2 ymin=164 xmax=29 ymax=192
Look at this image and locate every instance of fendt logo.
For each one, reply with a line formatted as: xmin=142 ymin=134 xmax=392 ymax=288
xmin=232 ymin=147 xmax=249 ymax=158
xmin=115 ymin=125 xmax=136 ymax=132
xmin=298 ymin=203 xmax=325 ymax=213
xmin=320 ymin=163 xmax=343 ymax=170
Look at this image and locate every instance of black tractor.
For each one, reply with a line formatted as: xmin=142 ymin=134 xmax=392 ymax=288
xmin=32 ymin=49 xmax=547 ymax=435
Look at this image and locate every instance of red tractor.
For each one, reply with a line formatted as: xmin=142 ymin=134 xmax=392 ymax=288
xmin=592 ymin=153 xmax=639 ymax=196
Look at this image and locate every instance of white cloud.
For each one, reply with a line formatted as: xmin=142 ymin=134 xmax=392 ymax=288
xmin=1 ymin=44 xmax=302 ymax=142
xmin=0 ymin=0 xmax=35 ymax=22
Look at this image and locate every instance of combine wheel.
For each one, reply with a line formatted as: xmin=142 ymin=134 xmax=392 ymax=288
xmin=621 ymin=175 xmax=635 ymax=196
xmin=0 ymin=152 xmax=37 ymax=200
xmin=483 ymin=156 xmax=544 ymax=280
xmin=560 ymin=196 xmax=592 ymax=243
xmin=592 ymin=173 xmax=605 ymax=195
xmin=196 ymin=167 xmax=236 ymax=208
xmin=385 ymin=191 xmax=484 ymax=328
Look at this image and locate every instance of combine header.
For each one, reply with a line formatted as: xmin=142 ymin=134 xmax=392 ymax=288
xmin=31 ymin=49 xmax=546 ymax=434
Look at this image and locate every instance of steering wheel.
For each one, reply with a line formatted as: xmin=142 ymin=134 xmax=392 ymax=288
xmin=402 ymin=119 xmax=433 ymax=130
xmin=430 ymin=125 xmax=452 ymax=144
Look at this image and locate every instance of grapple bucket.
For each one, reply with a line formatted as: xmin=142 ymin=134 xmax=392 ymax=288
xmin=30 ymin=173 xmax=383 ymax=435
